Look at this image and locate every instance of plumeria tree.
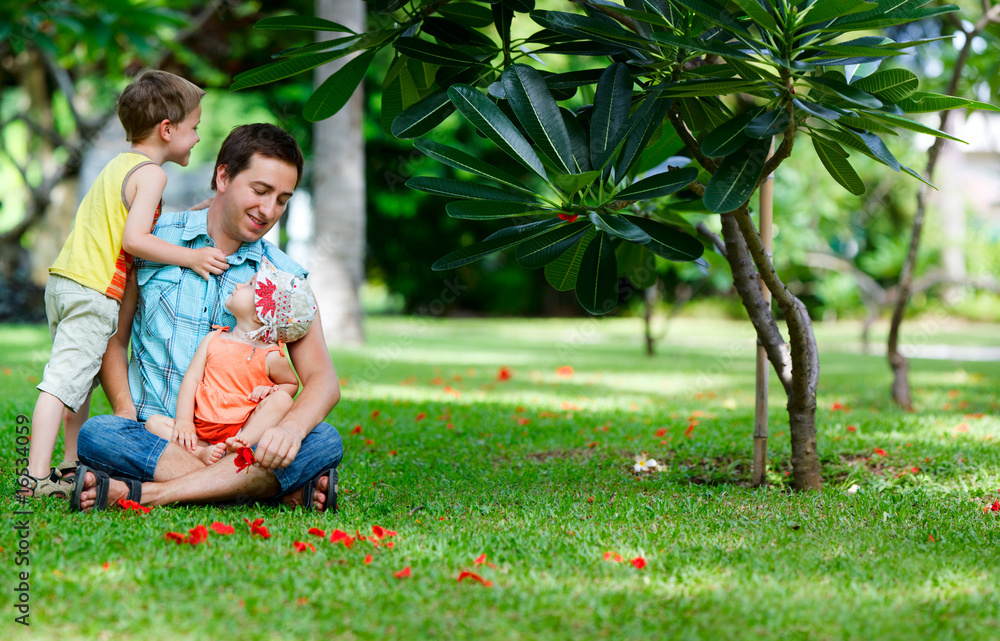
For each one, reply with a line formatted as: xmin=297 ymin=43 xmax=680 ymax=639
xmin=234 ymin=0 xmax=995 ymax=490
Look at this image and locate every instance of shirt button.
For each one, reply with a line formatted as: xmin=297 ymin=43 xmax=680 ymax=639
xmin=204 ymin=307 xmax=207 ymax=312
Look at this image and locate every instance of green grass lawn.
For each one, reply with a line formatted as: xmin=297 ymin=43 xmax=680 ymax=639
xmin=1 ymin=316 xmax=998 ymax=640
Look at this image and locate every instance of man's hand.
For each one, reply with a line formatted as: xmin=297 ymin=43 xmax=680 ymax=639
xmin=253 ymin=425 xmax=302 ymax=471
xmin=171 ymin=419 xmax=198 ymax=452
xmin=187 ymin=246 xmax=229 ymax=280
xmin=249 ymin=384 xmax=278 ymax=402
xmin=189 ymin=196 xmax=214 ymax=211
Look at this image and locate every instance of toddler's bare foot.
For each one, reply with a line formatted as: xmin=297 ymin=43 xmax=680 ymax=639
xmin=225 ymin=436 xmax=249 ymax=454
xmin=195 ymin=442 xmax=227 ymax=465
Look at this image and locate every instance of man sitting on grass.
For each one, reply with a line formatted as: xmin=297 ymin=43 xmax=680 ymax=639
xmin=73 ymin=123 xmax=342 ymax=511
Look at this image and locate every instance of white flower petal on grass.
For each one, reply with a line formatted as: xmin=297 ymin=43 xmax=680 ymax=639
xmin=846 ymin=484 xmax=860 ymax=495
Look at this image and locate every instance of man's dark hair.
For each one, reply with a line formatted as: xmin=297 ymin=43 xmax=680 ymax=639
xmin=211 ymin=123 xmax=304 ymax=190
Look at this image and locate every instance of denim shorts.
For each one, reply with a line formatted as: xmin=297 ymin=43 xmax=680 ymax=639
xmin=37 ymin=275 xmax=120 ymax=412
xmin=78 ymin=414 xmax=343 ymax=496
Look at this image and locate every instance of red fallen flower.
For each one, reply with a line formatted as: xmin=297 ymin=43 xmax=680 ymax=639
xmin=117 ymin=498 xmax=152 ymax=514
xmin=684 ymin=424 xmax=695 ymax=438
xmin=991 ymin=500 xmax=1000 ymax=513
xmin=351 ymin=425 xmax=362 ymax=435
xmin=603 ymin=551 xmax=624 ymax=563
xmin=497 ymin=367 xmax=512 ymax=381
xmin=364 ymin=554 xmax=373 ymax=565
xmin=165 ymin=532 xmax=185 ymax=543
xmin=386 ymin=541 xmax=395 ymax=550
xmin=211 ymin=522 xmax=235 ymax=535
xmin=330 ymin=530 xmax=355 ymax=548
xmin=394 ymin=566 xmax=411 ymax=578
xmin=415 ymin=412 xmax=427 ymax=421
xmin=293 ymin=541 xmax=316 ymax=553
xmin=308 ymin=527 xmax=326 ymax=538
xmin=457 ymin=570 xmax=493 ymax=587
xmin=846 ymin=425 xmax=857 ymax=432
xmin=631 ymin=557 xmax=647 ymax=569
xmin=234 ymin=447 xmax=256 ymax=474
xmin=102 ymin=562 xmax=110 ymax=571
xmin=556 ymin=365 xmax=574 ymax=377
xmin=474 ymin=553 xmax=487 ymax=565
xmin=372 ymin=525 xmax=397 ymax=539
xmin=558 ymin=212 xmax=578 ymax=223
xmin=655 ymin=428 xmax=667 ymax=437
xmin=355 ymin=528 xmax=367 ymax=542
xmin=873 ymin=448 xmax=888 ymax=457
xmin=372 ymin=410 xmax=381 ymax=419
xmin=831 ymin=402 xmax=849 ymax=411
xmin=928 ymin=534 xmax=935 ymax=542
xmin=244 ymin=518 xmax=271 ymax=539
xmin=186 ymin=524 xmax=209 ymax=545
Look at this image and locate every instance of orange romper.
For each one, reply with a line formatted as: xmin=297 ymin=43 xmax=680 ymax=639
xmin=193 ymin=329 xmax=283 ymax=444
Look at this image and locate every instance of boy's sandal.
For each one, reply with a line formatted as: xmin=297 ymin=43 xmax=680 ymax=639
xmin=54 ymin=459 xmax=79 ymax=481
xmin=18 ymin=474 xmax=72 ymax=499
xmin=70 ymin=465 xmax=144 ymax=512
xmin=301 ymin=467 xmax=338 ymax=512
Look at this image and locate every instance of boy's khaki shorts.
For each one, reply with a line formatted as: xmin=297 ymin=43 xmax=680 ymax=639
xmin=36 ymin=274 xmax=121 ymax=413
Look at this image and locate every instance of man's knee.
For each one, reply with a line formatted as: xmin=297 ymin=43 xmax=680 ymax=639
xmin=78 ymin=415 xmax=136 ymax=458
xmin=304 ymin=422 xmax=343 ymax=466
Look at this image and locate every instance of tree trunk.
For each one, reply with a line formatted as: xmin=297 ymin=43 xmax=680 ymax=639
xmin=310 ymin=0 xmax=367 ymax=347
xmin=721 ymin=208 xmax=822 ymax=490
xmin=886 ymin=6 xmax=998 ymax=409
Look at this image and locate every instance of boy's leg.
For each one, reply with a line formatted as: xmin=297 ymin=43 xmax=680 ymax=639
xmin=144 ymin=414 xmax=175 ymax=440
xmin=232 ymin=390 xmax=294 ymax=449
xmin=145 ymin=415 xmax=226 ymax=465
xmin=26 ymin=391 xmax=67 ymax=479
xmin=60 ymin=391 xmax=91 ymax=466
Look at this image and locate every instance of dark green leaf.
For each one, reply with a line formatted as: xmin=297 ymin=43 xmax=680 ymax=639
xmin=867 ymin=111 xmax=964 ymax=142
xmin=575 ymin=231 xmax=619 ymax=315
xmin=394 ymin=37 xmax=485 ymax=67
xmin=729 ymin=0 xmax=778 ymax=32
xmin=502 ymin=64 xmax=576 ymax=175
xmin=448 ymin=84 xmax=548 ymax=179
xmin=545 ymin=228 xmax=595 ymax=291
xmin=701 ymin=109 xmax=760 ymax=156
xmin=406 ymin=177 xmax=542 ymax=203
xmin=651 ymin=33 xmax=755 ymax=60
xmin=553 ymin=171 xmax=601 ymax=194
xmin=562 ymin=108 xmax=592 ymax=173
xmin=516 ymin=220 xmax=589 ymax=268
xmin=446 ymin=200 xmax=552 ymax=219
xmin=380 ymin=56 xmax=419 ymax=133
xmin=814 ymin=127 xmax=898 ymax=171
xmin=589 ymin=212 xmax=651 ymax=242
xmin=303 ymin=49 xmax=377 ymax=122
xmin=745 ymin=109 xmax=790 ymax=138
xmin=703 ymin=137 xmax=770 ymax=213
xmin=805 ymin=76 xmax=882 ymax=109
xmin=615 ymin=167 xmax=699 ymax=200
xmin=254 ymin=15 xmax=356 ymax=33
xmin=231 ymin=49 xmax=351 ymax=90
xmin=432 ymin=219 xmax=561 ymax=270
xmin=413 ymin=138 xmax=533 ymax=193
xmin=623 ymin=216 xmax=704 ymax=261
xmin=615 ymin=94 xmax=673 ymax=180
xmin=590 ymin=63 xmax=633 ymax=177
xmin=544 ymin=68 xmax=606 ymax=90
xmin=900 ymin=164 xmax=936 ymax=189
xmin=793 ymin=99 xmax=848 ymax=120
xmin=798 ymin=0 xmax=874 ymax=26
xmin=391 ymin=90 xmax=457 ymax=139
xmin=898 ymin=92 xmax=1000 ymax=113
xmin=659 ymin=79 xmax=765 ymax=97
xmin=830 ymin=4 xmax=960 ymax=31
xmin=530 ymin=10 xmax=651 ymax=50
xmin=616 ymin=241 xmax=658 ymax=289
xmin=853 ymin=68 xmax=918 ymax=103
xmin=438 ymin=3 xmax=495 ymax=28
xmin=811 ymin=137 xmax=865 ymax=195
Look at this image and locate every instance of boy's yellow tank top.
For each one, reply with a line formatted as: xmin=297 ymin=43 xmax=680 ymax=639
xmin=49 ymin=152 xmax=162 ymax=302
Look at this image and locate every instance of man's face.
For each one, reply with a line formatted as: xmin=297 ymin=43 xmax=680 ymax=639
xmin=215 ymin=153 xmax=298 ymax=244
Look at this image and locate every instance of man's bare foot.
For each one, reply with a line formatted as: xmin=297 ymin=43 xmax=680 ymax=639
xmin=195 ymin=442 xmax=227 ymax=465
xmin=225 ymin=435 xmax=249 ymax=454
xmin=77 ymin=470 xmax=130 ymax=512
xmin=281 ymin=475 xmax=328 ymax=511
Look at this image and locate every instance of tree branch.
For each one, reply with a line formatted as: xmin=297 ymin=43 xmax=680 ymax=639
xmin=570 ymin=0 xmax=639 ymax=33
xmin=696 ymin=222 xmax=727 ymax=258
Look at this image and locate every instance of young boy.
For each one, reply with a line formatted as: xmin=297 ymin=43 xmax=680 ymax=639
xmin=143 ymin=259 xmax=317 ymax=465
xmin=18 ymin=70 xmax=229 ymax=498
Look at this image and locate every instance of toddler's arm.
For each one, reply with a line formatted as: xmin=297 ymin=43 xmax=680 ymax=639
xmin=121 ymin=164 xmax=229 ymax=280
xmin=265 ymin=350 xmax=300 ymax=399
xmin=171 ymin=333 xmax=212 ymax=451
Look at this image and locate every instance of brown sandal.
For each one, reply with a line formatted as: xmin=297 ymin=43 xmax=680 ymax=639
xmin=18 ymin=473 xmax=72 ymax=499
xmin=54 ymin=459 xmax=79 ymax=481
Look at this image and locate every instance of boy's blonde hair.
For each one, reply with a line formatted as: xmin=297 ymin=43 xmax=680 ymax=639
xmin=117 ymin=70 xmax=205 ymax=142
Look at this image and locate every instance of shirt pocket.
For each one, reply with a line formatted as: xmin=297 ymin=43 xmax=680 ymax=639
xmin=137 ymin=265 xmax=182 ymax=338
